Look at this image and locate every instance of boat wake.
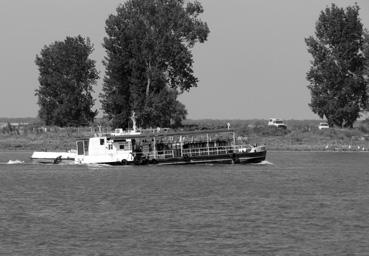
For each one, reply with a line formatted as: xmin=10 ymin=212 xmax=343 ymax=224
xmin=86 ymin=163 xmax=114 ymax=168
xmin=255 ymin=160 xmax=274 ymax=165
xmin=7 ymin=160 xmax=25 ymax=165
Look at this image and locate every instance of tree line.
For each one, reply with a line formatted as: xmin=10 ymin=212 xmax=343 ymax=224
xmin=35 ymin=0 xmax=209 ymax=128
xmin=35 ymin=1 xmax=369 ymax=129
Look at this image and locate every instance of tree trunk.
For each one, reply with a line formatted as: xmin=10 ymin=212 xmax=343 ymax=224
xmin=146 ymin=76 xmax=151 ymax=97
xmin=146 ymin=61 xmax=151 ymax=97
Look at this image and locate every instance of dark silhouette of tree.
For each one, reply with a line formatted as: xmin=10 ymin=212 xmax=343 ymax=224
xmin=35 ymin=36 xmax=99 ymax=127
xmin=305 ymin=4 xmax=368 ymax=128
xmin=364 ymin=30 xmax=369 ymax=94
xmin=101 ymin=0 xmax=209 ymax=128
xmin=140 ymin=88 xmax=187 ymax=127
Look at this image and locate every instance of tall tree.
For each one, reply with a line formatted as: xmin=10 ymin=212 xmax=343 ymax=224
xmin=101 ymin=0 xmax=209 ymax=128
xmin=140 ymin=88 xmax=188 ymax=127
xmin=35 ymin=36 xmax=99 ymax=127
xmin=305 ymin=4 xmax=368 ymax=128
xmin=364 ymin=30 xmax=369 ymax=87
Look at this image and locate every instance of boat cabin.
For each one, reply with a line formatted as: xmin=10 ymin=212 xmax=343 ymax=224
xmin=75 ymin=135 xmax=135 ymax=164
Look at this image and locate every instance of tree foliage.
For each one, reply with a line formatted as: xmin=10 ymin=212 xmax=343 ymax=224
xmin=101 ymin=0 xmax=209 ymax=128
xmin=305 ymin=4 xmax=368 ymax=128
xmin=35 ymin=36 xmax=99 ymax=127
xmin=364 ymin=30 xmax=369 ymax=87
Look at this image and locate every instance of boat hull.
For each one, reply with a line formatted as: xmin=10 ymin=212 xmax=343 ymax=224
xmin=32 ymin=149 xmax=266 ymax=166
xmin=31 ymin=151 xmax=76 ymax=164
xmin=99 ymin=150 xmax=266 ymax=166
xmin=151 ymin=150 xmax=266 ymax=165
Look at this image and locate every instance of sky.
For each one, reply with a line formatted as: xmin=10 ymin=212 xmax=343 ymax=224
xmin=0 ymin=0 xmax=368 ymax=120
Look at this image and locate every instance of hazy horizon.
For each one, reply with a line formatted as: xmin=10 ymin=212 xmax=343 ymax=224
xmin=0 ymin=0 xmax=368 ymax=120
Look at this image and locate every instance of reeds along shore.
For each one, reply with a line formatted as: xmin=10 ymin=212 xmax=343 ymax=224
xmin=0 ymin=119 xmax=369 ymax=151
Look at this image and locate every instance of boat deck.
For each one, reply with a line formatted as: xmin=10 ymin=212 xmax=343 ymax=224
xmin=133 ymin=144 xmax=266 ymax=165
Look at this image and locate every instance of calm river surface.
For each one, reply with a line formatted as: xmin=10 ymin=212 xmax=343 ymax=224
xmin=0 ymin=151 xmax=369 ymax=255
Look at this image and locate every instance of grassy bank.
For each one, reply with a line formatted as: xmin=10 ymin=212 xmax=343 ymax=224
xmin=183 ymin=119 xmax=369 ymax=152
xmin=0 ymin=126 xmax=94 ymax=151
xmin=1 ymin=119 xmax=369 ymax=152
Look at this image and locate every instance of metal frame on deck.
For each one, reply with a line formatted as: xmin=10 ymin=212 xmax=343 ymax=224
xmin=126 ymin=129 xmax=237 ymax=161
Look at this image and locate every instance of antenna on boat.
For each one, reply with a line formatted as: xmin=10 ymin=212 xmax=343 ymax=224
xmin=131 ymin=111 xmax=137 ymax=132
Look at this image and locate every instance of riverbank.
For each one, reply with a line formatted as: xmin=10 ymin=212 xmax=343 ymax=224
xmin=184 ymin=119 xmax=369 ymax=152
xmin=247 ymin=128 xmax=369 ymax=151
xmin=1 ymin=120 xmax=369 ymax=152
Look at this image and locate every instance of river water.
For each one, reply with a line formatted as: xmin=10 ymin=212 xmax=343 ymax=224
xmin=0 ymin=151 xmax=369 ymax=255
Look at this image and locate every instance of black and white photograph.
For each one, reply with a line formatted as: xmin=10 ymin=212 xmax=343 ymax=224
xmin=1 ymin=0 xmax=369 ymax=255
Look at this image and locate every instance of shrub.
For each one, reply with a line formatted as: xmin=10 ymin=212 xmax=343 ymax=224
xmin=253 ymin=126 xmax=290 ymax=136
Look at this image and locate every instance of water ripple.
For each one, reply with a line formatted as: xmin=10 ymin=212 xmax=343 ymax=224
xmin=0 ymin=151 xmax=368 ymax=255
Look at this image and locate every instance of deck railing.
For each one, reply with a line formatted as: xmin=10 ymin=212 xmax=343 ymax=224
xmin=146 ymin=144 xmax=252 ymax=160
xmin=182 ymin=145 xmax=251 ymax=157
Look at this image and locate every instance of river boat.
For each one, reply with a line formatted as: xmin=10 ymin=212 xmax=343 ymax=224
xmin=31 ymin=128 xmax=266 ymax=165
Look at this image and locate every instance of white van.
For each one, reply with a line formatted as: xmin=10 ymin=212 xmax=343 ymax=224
xmin=318 ymin=122 xmax=329 ymax=130
xmin=268 ymin=118 xmax=287 ymax=129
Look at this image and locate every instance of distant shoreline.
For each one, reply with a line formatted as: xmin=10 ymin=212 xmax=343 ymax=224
xmin=0 ymin=139 xmax=368 ymax=153
xmin=1 ymin=119 xmax=369 ymax=153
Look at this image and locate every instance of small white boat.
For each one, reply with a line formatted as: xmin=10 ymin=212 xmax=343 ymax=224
xmin=31 ymin=150 xmax=76 ymax=164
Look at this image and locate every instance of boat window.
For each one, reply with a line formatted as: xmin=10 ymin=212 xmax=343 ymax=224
xmin=118 ymin=142 xmax=131 ymax=150
xmin=100 ymin=139 xmax=105 ymax=145
xmin=77 ymin=141 xmax=84 ymax=155
xmin=83 ymin=140 xmax=89 ymax=155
